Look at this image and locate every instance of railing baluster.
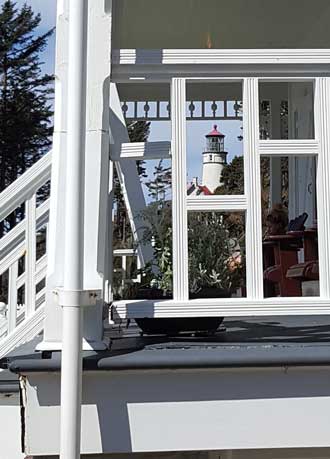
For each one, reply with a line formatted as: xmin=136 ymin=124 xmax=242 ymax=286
xmin=26 ymin=194 xmax=36 ymax=316
xmin=8 ymin=261 xmax=18 ymax=333
xmin=0 ymin=151 xmax=50 ymax=348
xmin=122 ymin=255 xmax=127 ymax=288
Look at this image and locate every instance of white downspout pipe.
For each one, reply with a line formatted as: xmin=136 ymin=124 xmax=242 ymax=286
xmin=59 ymin=0 xmax=87 ymax=458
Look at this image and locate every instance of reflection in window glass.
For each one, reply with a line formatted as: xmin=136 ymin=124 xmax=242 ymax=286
xmin=113 ymin=84 xmax=173 ymax=301
xmin=261 ymin=156 xmax=319 ymax=298
xmin=186 ymin=82 xmax=244 ymax=196
xmin=188 ymin=212 xmax=246 ymax=299
xmin=259 ymin=82 xmax=314 ymax=140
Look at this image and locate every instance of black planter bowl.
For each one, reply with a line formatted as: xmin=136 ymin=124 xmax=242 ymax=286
xmin=135 ymin=287 xmax=227 ymax=335
xmin=135 ymin=317 xmax=224 ymax=336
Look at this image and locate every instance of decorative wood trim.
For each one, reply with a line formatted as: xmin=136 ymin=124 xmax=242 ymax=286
xmin=111 ymin=141 xmax=171 ymax=161
xmin=243 ymin=78 xmax=264 ymax=300
xmin=187 ymin=195 xmax=247 ymax=212
xmin=113 ymin=49 xmax=330 ymax=66
xmin=0 ymin=151 xmax=51 ymax=221
xmin=259 ymin=140 xmax=319 ymax=156
xmin=171 ymin=78 xmax=189 ymax=301
xmin=113 ymin=298 xmax=330 ymax=319
xmin=315 ymin=78 xmax=330 ymax=298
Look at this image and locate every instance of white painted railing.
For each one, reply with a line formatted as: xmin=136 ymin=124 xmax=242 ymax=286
xmin=0 ymin=152 xmax=51 ymax=357
xmin=0 ymin=149 xmax=139 ymax=357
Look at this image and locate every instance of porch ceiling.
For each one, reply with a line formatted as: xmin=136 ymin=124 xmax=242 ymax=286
xmin=112 ymin=0 xmax=330 ymax=50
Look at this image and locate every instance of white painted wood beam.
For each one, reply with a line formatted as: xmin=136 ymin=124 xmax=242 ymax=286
xmin=113 ymin=297 xmax=330 ymax=319
xmin=25 ymin=194 xmax=37 ymax=317
xmin=0 ymin=199 xmax=49 ymax=260
xmin=171 ymin=78 xmax=189 ymax=301
xmin=42 ymin=0 xmax=112 ymax=351
xmin=113 ymin=248 xmax=136 ymax=256
xmin=7 ymin=262 xmax=18 ymax=333
xmin=0 ymin=242 xmax=25 ymax=277
xmin=0 ymin=304 xmax=45 ymax=359
xmin=259 ymin=140 xmax=319 ymax=156
xmin=113 ymin=49 xmax=330 ymax=66
xmin=187 ymin=195 xmax=247 ymax=212
xmin=16 ymin=254 xmax=47 ymax=291
xmin=0 ymin=151 xmax=51 ymax=222
xmin=315 ymin=78 xmax=330 ymax=299
xmin=110 ymin=83 xmax=153 ymax=267
xmin=110 ymin=141 xmax=171 ymax=161
xmin=244 ymin=78 xmax=264 ymax=300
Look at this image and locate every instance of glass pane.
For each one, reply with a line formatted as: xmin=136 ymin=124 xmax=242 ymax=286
xmin=259 ymin=82 xmax=315 ymax=140
xmin=113 ymin=0 xmax=330 ymax=49
xmin=188 ymin=211 xmax=246 ymax=299
xmin=113 ymin=255 xmax=140 ymax=300
xmin=186 ymin=82 xmax=244 ymax=196
xmin=261 ymin=156 xmax=319 ymax=298
xmin=113 ymin=84 xmax=173 ymax=301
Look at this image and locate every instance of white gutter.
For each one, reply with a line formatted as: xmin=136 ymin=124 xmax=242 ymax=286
xmin=59 ymin=0 xmax=88 ymax=457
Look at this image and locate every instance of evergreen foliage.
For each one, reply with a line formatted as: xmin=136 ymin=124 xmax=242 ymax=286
xmin=214 ymin=155 xmax=244 ymax=195
xmin=0 ymin=0 xmax=54 ymax=197
xmin=145 ymin=159 xmax=171 ymax=201
xmin=0 ymin=0 xmax=54 ymax=300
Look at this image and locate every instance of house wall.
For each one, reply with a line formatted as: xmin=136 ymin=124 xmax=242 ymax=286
xmin=22 ymin=367 xmax=330 ymax=456
xmin=0 ymin=393 xmax=24 ymax=459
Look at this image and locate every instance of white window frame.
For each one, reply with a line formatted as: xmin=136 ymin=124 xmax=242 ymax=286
xmin=113 ymin=51 xmax=330 ymax=319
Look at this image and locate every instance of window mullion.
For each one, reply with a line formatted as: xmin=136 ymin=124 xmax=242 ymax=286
xmin=243 ymin=78 xmax=264 ymax=300
xmin=315 ymin=78 xmax=330 ymax=298
xmin=171 ymin=78 xmax=189 ymax=301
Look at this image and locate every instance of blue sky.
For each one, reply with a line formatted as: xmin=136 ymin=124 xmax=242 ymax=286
xmin=0 ymin=1 xmax=243 ymax=193
xmin=149 ymin=120 xmax=242 ymax=184
xmin=0 ymin=0 xmax=56 ymax=74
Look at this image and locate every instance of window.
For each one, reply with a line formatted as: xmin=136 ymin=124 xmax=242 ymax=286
xmin=113 ymin=76 xmax=330 ymax=318
xmin=259 ymin=81 xmax=315 ymax=140
xmin=168 ymin=76 xmax=330 ymax=313
xmin=113 ymin=83 xmax=173 ymax=302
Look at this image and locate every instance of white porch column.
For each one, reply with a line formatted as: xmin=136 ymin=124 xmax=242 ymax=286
xmin=40 ymin=0 xmax=112 ymax=351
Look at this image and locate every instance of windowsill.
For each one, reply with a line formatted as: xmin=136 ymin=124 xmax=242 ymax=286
xmin=112 ymin=296 xmax=330 ymax=319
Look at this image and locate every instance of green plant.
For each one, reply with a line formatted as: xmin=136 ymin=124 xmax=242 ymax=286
xmin=188 ymin=212 xmax=245 ymax=293
xmin=139 ymin=200 xmax=173 ymax=294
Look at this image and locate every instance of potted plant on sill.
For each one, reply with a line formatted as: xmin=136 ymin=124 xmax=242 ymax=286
xmin=134 ymin=208 xmax=245 ymax=335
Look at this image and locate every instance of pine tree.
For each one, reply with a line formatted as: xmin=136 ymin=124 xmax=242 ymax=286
xmin=145 ymin=159 xmax=171 ymax=202
xmin=0 ymin=0 xmax=54 ymax=200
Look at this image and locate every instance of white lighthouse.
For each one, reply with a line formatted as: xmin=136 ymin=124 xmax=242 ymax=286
xmin=202 ymin=125 xmax=228 ymax=193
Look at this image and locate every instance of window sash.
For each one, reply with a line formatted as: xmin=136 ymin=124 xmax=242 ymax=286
xmin=171 ymin=76 xmax=328 ymax=305
xmin=113 ymin=74 xmax=330 ymax=318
